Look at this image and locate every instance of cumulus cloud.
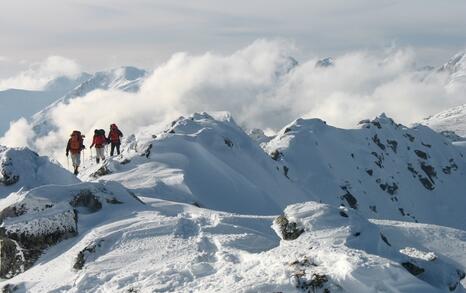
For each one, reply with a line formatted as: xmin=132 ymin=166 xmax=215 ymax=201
xmin=1 ymin=39 xmax=464 ymax=165
xmin=0 ymin=56 xmax=81 ymax=91
xmin=0 ymin=118 xmax=36 ymax=147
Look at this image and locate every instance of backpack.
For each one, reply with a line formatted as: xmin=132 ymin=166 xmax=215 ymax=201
xmin=109 ymin=128 xmax=120 ymax=142
xmin=70 ymin=131 xmax=83 ymax=151
xmin=94 ymin=129 xmax=106 ymax=146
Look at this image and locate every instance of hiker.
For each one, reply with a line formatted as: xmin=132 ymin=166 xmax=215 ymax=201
xmin=107 ymin=123 xmax=123 ymax=156
xmin=66 ymin=130 xmax=85 ymax=175
xmin=90 ymin=129 xmax=107 ymax=164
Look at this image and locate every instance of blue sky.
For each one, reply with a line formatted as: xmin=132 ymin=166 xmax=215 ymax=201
xmin=1 ymin=0 xmax=465 ymax=76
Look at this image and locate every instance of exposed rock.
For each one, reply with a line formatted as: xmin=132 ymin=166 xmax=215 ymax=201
xmin=73 ymin=240 xmax=104 ymax=270
xmin=386 ymin=139 xmax=398 ymax=153
xmin=0 ymin=238 xmax=25 ymax=278
xmin=274 ymin=215 xmax=304 ymax=240
xmin=371 ymin=152 xmax=384 ymax=168
xmin=380 ymin=233 xmax=391 ymax=246
xmin=420 ymin=162 xmax=436 ymax=183
xmin=419 ymin=177 xmax=435 ymax=190
xmin=0 ymin=205 xmax=27 ymax=224
xmin=90 ymin=163 xmax=112 ymax=178
xmin=404 ymin=133 xmax=415 ymax=142
xmin=2 ymin=284 xmax=19 ymax=293
xmin=141 ymin=143 xmax=152 ymax=158
xmin=372 ymin=134 xmax=386 ymax=150
xmin=379 ymin=182 xmax=398 ymax=195
xmin=0 ymin=160 xmax=19 ymax=186
xmin=340 ymin=187 xmax=358 ymax=209
xmin=120 ymin=158 xmax=131 ymax=165
xmin=283 ymin=165 xmax=289 ymax=179
xmin=270 ymin=150 xmax=283 ymax=161
xmin=224 ymin=138 xmax=234 ymax=148
xmin=366 ymin=169 xmax=373 ymax=176
xmin=421 ymin=142 xmax=432 ymax=148
xmin=293 ymin=273 xmax=329 ymax=292
xmin=449 ymin=270 xmax=466 ymax=291
xmin=401 ymin=261 xmax=425 ymax=276
xmin=414 ymin=150 xmax=428 ymax=160
xmin=106 ymin=197 xmax=123 ymax=204
xmin=70 ymin=190 xmax=102 ymax=213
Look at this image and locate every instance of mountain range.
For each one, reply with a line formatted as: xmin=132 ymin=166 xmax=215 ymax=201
xmin=0 ymin=51 xmax=466 ymax=292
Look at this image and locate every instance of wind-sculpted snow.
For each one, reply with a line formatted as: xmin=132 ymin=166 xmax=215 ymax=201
xmin=2 ymin=199 xmax=465 ymax=292
xmin=79 ymin=112 xmax=312 ymax=215
xmin=265 ymin=113 xmax=466 ymax=229
xmin=0 ymin=181 xmax=144 ymax=279
xmin=0 ymin=146 xmax=79 ymax=197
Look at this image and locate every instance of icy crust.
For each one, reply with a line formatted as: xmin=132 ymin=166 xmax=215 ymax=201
xmin=79 ymin=112 xmax=311 ymax=215
xmin=0 ymin=146 xmax=79 ymax=197
xmin=265 ymin=113 xmax=466 ymax=229
xmin=274 ymin=202 xmax=466 ymax=292
xmin=0 ymin=181 xmax=144 ymax=278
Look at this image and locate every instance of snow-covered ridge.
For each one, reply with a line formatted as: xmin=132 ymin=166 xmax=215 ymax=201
xmin=79 ymin=111 xmax=311 ymax=215
xmin=265 ymin=113 xmax=466 ymax=229
xmin=0 ymin=146 xmax=78 ymax=197
xmin=420 ymin=104 xmax=466 ymax=138
xmin=1 ymin=113 xmax=466 ymax=291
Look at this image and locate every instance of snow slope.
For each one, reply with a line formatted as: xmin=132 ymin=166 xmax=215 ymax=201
xmin=79 ymin=112 xmax=311 ymax=215
xmin=420 ymin=104 xmax=466 ymax=138
xmin=2 ymin=197 xmax=465 ymax=292
xmin=0 ymin=112 xmax=466 ymax=291
xmin=0 ymin=146 xmax=78 ymax=198
xmin=438 ymin=51 xmax=466 ymax=90
xmin=265 ymin=114 xmax=466 ymax=229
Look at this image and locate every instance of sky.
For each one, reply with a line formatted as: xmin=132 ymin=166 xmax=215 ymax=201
xmin=1 ymin=0 xmax=466 ymax=77
xmin=1 ymin=0 xmax=466 ymax=163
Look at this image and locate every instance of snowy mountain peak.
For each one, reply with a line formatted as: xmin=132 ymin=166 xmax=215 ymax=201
xmin=358 ymin=113 xmax=398 ymax=129
xmin=439 ymin=51 xmax=466 ymax=74
xmin=315 ymin=57 xmax=335 ymax=68
xmin=420 ymin=104 xmax=466 ymax=137
xmin=265 ymin=114 xmax=466 ymax=229
xmin=43 ymin=72 xmax=92 ymax=92
xmin=64 ymin=66 xmax=147 ymax=99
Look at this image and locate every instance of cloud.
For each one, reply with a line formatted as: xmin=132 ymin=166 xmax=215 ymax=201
xmin=1 ymin=39 xmax=464 ymax=165
xmin=0 ymin=56 xmax=81 ymax=91
xmin=0 ymin=118 xmax=35 ymax=147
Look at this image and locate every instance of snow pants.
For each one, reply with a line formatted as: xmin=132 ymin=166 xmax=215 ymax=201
xmin=71 ymin=153 xmax=81 ymax=168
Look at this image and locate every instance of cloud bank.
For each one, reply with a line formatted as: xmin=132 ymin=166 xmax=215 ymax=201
xmin=1 ymin=40 xmax=465 ymax=165
xmin=0 ymin=56 xmax=81 ymax=91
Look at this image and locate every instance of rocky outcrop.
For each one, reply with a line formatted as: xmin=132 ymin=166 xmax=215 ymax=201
xmin=274 ymin=215 xmax=304 ymax=240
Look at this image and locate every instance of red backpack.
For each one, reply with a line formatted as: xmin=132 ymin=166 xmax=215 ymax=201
xmin=70 ymin=131 xmax=83 ymax=152
xmin=109 ymin=126 xmax=120 ymax=142
xmin=94 ymin=134 xmax=106 ymax=146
